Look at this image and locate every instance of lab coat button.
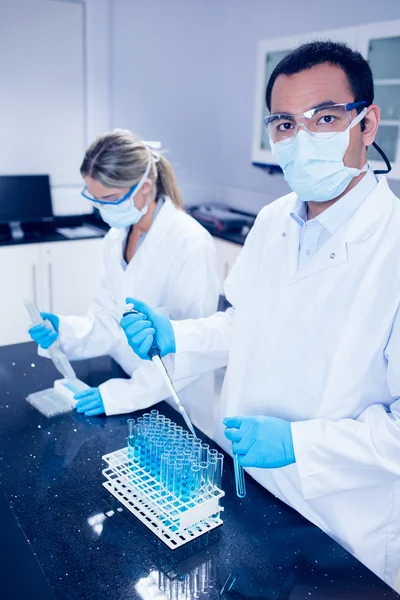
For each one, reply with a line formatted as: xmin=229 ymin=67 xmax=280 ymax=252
xmin=282 ymin=232 xmax=286 ymax=237
xmin=330 ymin=253 xmax=336 ymax=259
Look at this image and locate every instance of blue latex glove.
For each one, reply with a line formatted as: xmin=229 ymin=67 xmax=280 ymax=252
xmin=74 ymin=387 xmax=105 ymax=416
xmin=29 ymin=312 xmax=60 ymax=349
xmin=224 ymin=415 xmax=295 ymax=469
xmin=120 ymin=297 xmax=176 ymax=360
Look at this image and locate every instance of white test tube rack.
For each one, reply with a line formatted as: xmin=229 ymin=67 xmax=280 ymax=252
xmin=102 ymin=447 xmax=225 ymax=550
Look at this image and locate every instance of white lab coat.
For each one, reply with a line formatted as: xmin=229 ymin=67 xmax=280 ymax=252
xmin=40 ymin=197 xmax=220 ymax=435
xmin=168 ymin=177 xmax=400 ymax=591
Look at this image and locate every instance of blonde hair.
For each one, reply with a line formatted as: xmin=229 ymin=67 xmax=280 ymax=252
xmin=80 ymin=129 xmax=183 ymax=208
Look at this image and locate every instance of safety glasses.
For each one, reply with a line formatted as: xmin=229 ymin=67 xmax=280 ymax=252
xmin=264 ymin=101 xmax=367 ymax=143
xmin=81 ymin=183 xmax=138 ymax=207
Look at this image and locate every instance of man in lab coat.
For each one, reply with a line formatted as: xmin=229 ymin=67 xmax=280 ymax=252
xmin=120 ymin=41 xmax=400 ymax=592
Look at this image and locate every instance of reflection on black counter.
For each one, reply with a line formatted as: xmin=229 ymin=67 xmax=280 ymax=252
xmin=0 ymin=342 xmax=398 ymax=600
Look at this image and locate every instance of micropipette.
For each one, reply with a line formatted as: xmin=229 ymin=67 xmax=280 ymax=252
xmin=123 ymin=306 xmax=197 ymax=437
xmin=24 ymin=299 xmax=77 ymax=381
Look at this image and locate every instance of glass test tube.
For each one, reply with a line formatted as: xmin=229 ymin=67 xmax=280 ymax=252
xmin=200 ymin=443 xmax=209 ymax=463
xmin=190 ymin=462 xmax=201 ymax=502
xmin=210 ymin=453 xmax=224 ymax=521
xmin=199 ymin=461 xmax=209 ymax=500
xmin=127 ymin=418 xmax=135 ymax=465
xmin=234 ymin=453 xmax=246 ymax=498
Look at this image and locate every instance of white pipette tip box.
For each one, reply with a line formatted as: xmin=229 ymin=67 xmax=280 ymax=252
xmin=53 ymin=378 xmax=90 ymax=405
xmin=102 ymin=448 xmax=224 ymax=550
xmin=26 ymin=378 xmax=90 ymax=418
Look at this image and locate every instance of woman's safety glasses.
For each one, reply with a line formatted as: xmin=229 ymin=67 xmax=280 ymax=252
xmin=81 ymin=183 xmax=138 ymax=207
xmin=264 ymin=101 xmax=367 ymax=143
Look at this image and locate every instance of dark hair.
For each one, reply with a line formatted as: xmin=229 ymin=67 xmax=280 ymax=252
xmin=265 ymin=40 xmax=374 ymax=115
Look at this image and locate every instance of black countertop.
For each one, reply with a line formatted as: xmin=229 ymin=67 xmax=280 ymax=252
xmin=0 ymin=210 xmax=249 ymax=248
xmin=0 ymin=215 xmax=108 ymax=247
xmin=0 ymin=343 xmax=397 ymax=600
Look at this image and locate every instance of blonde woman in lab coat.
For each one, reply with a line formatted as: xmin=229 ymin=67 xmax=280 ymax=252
xmin=29 ymin=130 xmax=219 ymax=433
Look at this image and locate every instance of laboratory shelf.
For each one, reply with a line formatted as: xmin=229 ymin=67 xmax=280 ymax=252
xmin=102 ymin=447 xmax=224 ymax=550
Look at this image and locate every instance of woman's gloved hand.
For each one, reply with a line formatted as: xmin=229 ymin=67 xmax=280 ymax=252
xmin=120 ymin=297 xmax=176 ymax=359
xmin=224 ymin=415 xmax=295 ymax=469
xmin=29 ymin=312 xmax=60 ymax=349
xmin=74 ymin=387 xmax=105 ymax=416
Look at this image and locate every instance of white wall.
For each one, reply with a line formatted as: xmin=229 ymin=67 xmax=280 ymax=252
xmin=53 ymin=0 xmax=112 ymax=215
xmin=111 ymin=0 xmax=224 ymax=206
xmin=0 ymin=0 xmax=111 ymax=216
xmin=111 ymin=0 xmax=400 ymax=214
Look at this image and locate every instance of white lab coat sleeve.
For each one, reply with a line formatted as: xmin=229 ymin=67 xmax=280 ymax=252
xmin=99 ymin=362 xmax=198 ymax=416
xmin=38 ymin=274 xmax=126 ymax=361
xmin=169 ymin=308 xmax=234 ymax=383
xmin=100 ymin=228 xmax=222 ymax=415
xmin=39 ymin=233 xmax=139 ymax=364
xmin=292 ymin=305 xmax=400 ymax=500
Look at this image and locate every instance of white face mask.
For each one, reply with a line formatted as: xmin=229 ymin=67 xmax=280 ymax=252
xmin=270 ymin=109 xmax=368 ymax=202
xmin=98 ymin=147 xmax=153 ymax=228
xmin=99 ymin=196 xmax=148 ymax=229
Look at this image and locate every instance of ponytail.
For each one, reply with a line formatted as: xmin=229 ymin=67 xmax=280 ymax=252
xmin=156 ymin=155 xmax=183 ymax=209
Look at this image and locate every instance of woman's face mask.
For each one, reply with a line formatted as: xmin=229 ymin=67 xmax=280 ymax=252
xmin=97 ymin=187 xmax=149 ymax=228
xmin=81 ymin=147 xmax=152 ymax=228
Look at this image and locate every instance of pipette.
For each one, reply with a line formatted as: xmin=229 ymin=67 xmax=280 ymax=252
xmin=123 ymin=306 xmax=197 ymax=437
xmin=24 ymin=300 xmax=77 ymax=381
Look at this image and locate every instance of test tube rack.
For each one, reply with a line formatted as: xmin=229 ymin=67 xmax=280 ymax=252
xmin=102 ymin=447 xmax=225 ymax=550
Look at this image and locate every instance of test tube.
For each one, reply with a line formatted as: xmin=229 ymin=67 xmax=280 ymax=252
xmin=161 ymin=453 xmax=170 ymax=498
xmin=127 ymin=418 xmax=135 ymax=437
xmin=192 ymin=439 xmax=202 ymax=461
xmin=173 ymin=461 xmax=183 ymax=505
xmin=126 ymin=418 xmax=135 ymax=464
xmin=210 ymin=453 xmax=224 ymax=521
xmin=180 ymin=459 xmax=192 ymax=504
xmin=190 ymin=462 xmax=201 ymax=502
xmin=200 ymin=443 xmax=209 ymax=462
xmin=233 ymin=453 xmax=246 ymax=498
xmin=208 ymin=448 xmax=218 ymax=461
xmin=142 ymin=413 xmax=151 ymax=430
xmin=207 ymin=456 xmax=217 ymax=499
xmin=150 ymin=409 xmax=159 ymax=420
xmin=199 ymin=461 xmax=209 ymax=500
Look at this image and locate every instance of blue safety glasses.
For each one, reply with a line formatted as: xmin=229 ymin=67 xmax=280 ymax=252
xmin=81 ymin=182 xmax=139 ymax=206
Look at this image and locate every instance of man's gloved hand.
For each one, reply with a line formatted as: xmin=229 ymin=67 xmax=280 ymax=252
xmin=120 ymin=297 xmax=176 ymax=360
xmin=224 ymin=415 xmax=295 ymax=469
xmin=29 ymin=312 xmax=60 ymax=349
xmin=74 ymin=387 xmax=105 ymax=416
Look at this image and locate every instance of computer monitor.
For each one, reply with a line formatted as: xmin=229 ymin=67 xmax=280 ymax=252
xmin=0 ymin=174 xmax=53 ymax=239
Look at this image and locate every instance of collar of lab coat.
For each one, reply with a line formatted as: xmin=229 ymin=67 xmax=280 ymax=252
xmin=290 ymin=167 xmax=377 ymax=236
xmin=283 ymin=176 xmax=396 ymax=284
xmin=113 ymin=196 xmax=177 ymax=250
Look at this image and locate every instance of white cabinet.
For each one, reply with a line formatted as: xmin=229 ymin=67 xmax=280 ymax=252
xmin=357 ymin=22 xmax=400 ymax=179
xmin=213 ymin=237 xmax=242 ymax=294
xmin=0 ymin=238 xmax=105 ymax=347
xmin=252 ymin=19 xmax=400 ymax=178
xmin=40 ymin=239 xmax=104 ymax=316
xmin=0 ymin=245 xmax=42 ymax=346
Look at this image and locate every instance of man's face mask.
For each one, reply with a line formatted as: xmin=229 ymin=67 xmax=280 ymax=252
xmin=266 ymin=103 xmax=368 ymax=202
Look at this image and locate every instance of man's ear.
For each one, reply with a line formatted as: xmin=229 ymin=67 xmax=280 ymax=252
xmin=362 ymin=104 xmax=380 ymax=147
